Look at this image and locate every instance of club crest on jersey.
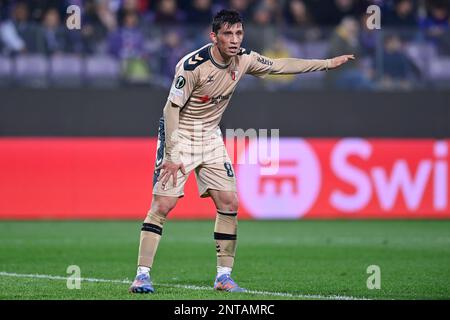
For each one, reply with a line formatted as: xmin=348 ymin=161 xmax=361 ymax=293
xmin=231 ymin=70 xmax=238 ymax=81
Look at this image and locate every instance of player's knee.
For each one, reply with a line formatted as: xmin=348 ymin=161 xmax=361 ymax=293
xmin=218 ymin=193 xmax=239 ymax=213
xmin=153 ymin=200 xmax=176 ymax=216
xmin=145 ymin=209 xmax=167 ymax=226
xmin=229 ymin=196 xmax=239 ymax=212
xmin=145 ymin=198 xmax=177 ymax=224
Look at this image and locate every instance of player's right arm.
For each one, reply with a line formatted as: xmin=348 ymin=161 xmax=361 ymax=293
xmin=156 ymin=100 xmax=186 ymax=188
xmin=269 ymin=55 xmax=355 ymax=74
xmin=244 ymin=49 xmax=355 ymax=77
xmin=157 ymin=59 xmax=198 ymax=188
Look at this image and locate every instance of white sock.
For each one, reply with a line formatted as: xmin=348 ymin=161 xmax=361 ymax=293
xmin=137 ymin=266 xmax=150 ymax=275
xmin=217 ymin=266 xmax=232 ymax=278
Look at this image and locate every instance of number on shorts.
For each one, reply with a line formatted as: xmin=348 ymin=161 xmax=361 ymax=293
xmin=224 ymin=162 xmax=234 ymax=177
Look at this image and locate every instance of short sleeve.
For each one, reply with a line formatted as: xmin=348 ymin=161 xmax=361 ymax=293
xmin=245 ymin=51 xmax=274 ymax=78
xmin=167 ymin=65 xmax=197 ymax=108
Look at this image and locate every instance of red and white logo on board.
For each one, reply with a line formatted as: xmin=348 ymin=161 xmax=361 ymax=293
xmin=237 ymin=139 xmax=322 ymax=219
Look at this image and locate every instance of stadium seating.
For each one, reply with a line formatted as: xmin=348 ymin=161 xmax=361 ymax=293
xmin=429 ymin=58 xmax=450 ymax=87
xmin=0 ymin=56 xmax=12 ymax=87
xmin=404 ymin=42 xmax=438 ymax=78
xmin=49 ymin=54 xmax=83 ymax=87
xmin=14 ymin=54 xmax=49 ymax=88
xmin=85 ymin=54 xmax=121 ymax=88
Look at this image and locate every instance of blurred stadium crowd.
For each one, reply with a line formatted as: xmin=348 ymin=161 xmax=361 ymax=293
xmin=0 ymin=0 xmax=449 ymax=89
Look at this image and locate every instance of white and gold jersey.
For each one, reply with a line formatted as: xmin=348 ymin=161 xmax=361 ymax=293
xmin=167 ymin=43 xmax=274 ymax=143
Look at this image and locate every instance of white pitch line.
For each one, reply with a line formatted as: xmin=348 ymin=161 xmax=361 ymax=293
xmin=0 ymin=271 xmax=369 ymax=300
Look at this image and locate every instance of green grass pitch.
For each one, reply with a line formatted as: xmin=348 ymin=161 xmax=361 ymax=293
xmin=0 ymin=220 xmax=449 ymax=300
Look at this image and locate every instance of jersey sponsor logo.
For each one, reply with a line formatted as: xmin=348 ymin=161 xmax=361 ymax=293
xmin=200 ymin=95 xmax=210 ymax=103
xmin=211 ymin=94 xmax=231 ymax=104
xmin=198 ymin=93 xmax=232 ymax=104
xmin=175 ymin=76 xmax=186 ymax=89
xmin=257 ymin=56 xmax=273 ymax=66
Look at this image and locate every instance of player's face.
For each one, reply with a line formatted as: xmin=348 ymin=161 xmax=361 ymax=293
xmin=211 ymin=23 xmax=244 ymax=57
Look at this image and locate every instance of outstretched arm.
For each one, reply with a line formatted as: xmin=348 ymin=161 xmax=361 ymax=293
xmin=269 ymin=54 xmax=355 ymax=75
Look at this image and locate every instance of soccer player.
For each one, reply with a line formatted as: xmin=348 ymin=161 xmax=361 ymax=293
xmin=129 ymin=9 xmax=354 ymax=293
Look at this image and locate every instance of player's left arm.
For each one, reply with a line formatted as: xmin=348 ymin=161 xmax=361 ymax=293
xmin=269 ymin=54 xmax=355 ymax=74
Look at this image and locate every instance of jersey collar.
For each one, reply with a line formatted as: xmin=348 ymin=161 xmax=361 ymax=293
xmin=208 ymin=45 xmax=231 ymax=70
